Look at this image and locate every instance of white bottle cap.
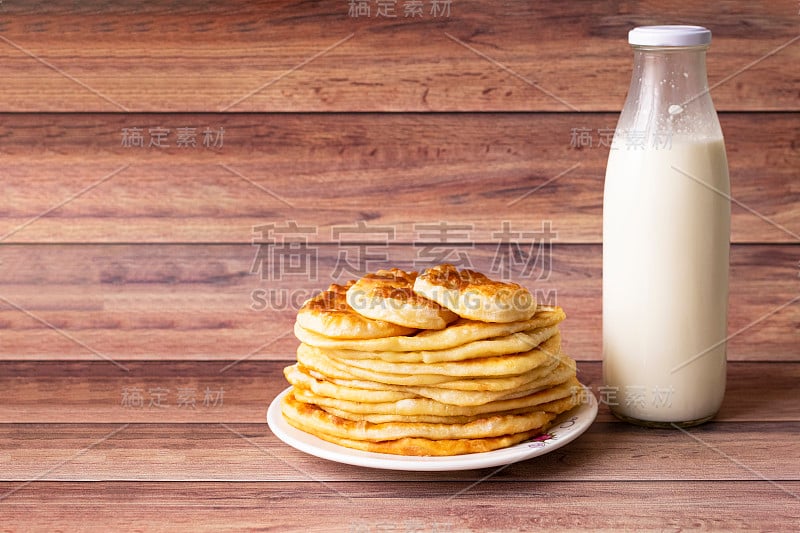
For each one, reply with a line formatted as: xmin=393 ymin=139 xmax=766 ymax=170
xmin=629 ymin=25 xmax=711 ymax=47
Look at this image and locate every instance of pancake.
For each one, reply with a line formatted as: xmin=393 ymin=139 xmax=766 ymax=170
xmin=276 ymin=263 xmax=588 ymax=457
xmin=403 ymin=361 xmax=577 ymax=406
xmin=298 ymin=346 xmax=570 ymax=390
xmin=319 ymin=393 xmax=581 ymax=424
xmin=314 ymin=324 xmax=560 ymax=364
xmin=413 ymin=263 xmax=537 ymax=323
xmin=295 ymin=281 xmax=417 ymax=339
xmin=307 ymin=351 xmax=568 ymax=393
xmin=326 ymin=333 xmax=561 ymax=378
xmin=292 ymin=376 xmax=580 ymax=417
xmin=283 ymin=364 xmax=415 ymax=403
xmin=294 ymin=306 xmax=566 ymax=352
xmin=282 ymin=389 xmax=558 ymax=440
xmin=346 ymin=268 xmax=458 ymax=329
xmin=288 ymin=357 xmax=575 ymax=407
xmin=314 ymin=430 xmax=548 ymax=456
xmin=289 ymin=415 xmax=551 ymax=456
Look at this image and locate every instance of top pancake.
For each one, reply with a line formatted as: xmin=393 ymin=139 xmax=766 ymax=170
xmin=346 ymin=268 xmax=458 ymax=330
xmin=413 ymin=264 xmax=537 ymax=323
xmin=296 ymin=281 xmax=417 ymax=339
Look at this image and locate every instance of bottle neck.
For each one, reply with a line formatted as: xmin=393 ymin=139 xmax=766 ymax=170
xmin=617 ymin=45 xmax=722 ymax=142
xmin=632 ymin=46 xmax=710 ymax=102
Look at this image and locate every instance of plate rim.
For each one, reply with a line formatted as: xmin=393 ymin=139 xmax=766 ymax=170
xmin=266 ymin=384 xmax=597 ymax=471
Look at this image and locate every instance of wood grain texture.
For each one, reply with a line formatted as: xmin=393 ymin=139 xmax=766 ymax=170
xmin=1 ymin=113 xmax=797 ymax=244
xmin=3 ymin=3 xmax=796 ymax=529
xmin=0 ymin=361 xmax=796 ymax=424
xmin=0 ymin=244 xmax=796 ymax=361
xmin=1 ymin=421 xmax=798 ymax=482
xmin=0 ymin=1 xmax=798 ymax=112
xmin=1 ymin=481 xmax=798 ymax=531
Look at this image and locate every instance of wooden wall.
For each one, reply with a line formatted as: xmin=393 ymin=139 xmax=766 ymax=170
xmin=1 ymin=0 xmax=797 ymax=363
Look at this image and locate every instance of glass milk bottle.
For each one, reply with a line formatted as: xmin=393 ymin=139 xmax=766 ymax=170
xmin=602 ymin=26 xmax=730 ymax=427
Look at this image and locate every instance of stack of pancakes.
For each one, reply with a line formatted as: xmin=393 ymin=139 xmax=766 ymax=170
xmin=281 ymin=264 xmax=583 ymax=456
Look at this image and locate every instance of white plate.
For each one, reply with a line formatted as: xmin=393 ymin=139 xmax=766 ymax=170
xmin=266 ymin=385 xmax=597 ymax=471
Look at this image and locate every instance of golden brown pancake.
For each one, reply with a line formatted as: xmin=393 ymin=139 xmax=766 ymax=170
xmin=282 ymin=392 xmax=581 ymax=456
xmin=292 ymin=376 xmax=580 ymax=417
xmin=286 ymin=357 xmax=575 ymax=407
xmin=283 ymin=364 xmax=415 ymax=403
xmin=318 ymin=393 xmax=581 ymax=424
xmin=295 ymin=281 xmax=417 ymax=339
xmin=413 ymin=264 xmax=537 ymax=323
xmin=309 ymin=324 xmax=560 ymax=364
xmin=322 ymin=333 xmax=561 ymax=378
xmin=282 ymin=390 xmax=558 ymax=440
xmin=318 ymin=430 xmax=549 ymax=456
xmin=293 ymin=306 xmax=566 ymax=352
xmin=296 ymin=344 xmax=569 ymax=390
xmin=277 ymin=264 xmax=588 ymax=457
xmin=288 ymin=407 xmax=552 ymax=456
xmin=346 ymin=268 xmax=458 ymax=329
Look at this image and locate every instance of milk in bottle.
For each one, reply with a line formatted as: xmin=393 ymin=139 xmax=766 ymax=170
xmin=602 ymin=26 xmax=730 ymax=427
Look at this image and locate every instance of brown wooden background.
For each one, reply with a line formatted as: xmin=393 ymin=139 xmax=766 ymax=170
xmin=1 ymin=0 xmax=796 ymax=364
xmin=1 ymin=1 xmax=799 ymax=530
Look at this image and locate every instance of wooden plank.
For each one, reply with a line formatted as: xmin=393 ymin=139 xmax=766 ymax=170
xmin=0 ymin=1 xmax=798 ymax=111
xmin=1 ymin=481 xmax=798 ymax=531
xmin=0 ymin=244 xmax=796 ymax=361
xmin=0 ymin=361 xmax=796 ymax=424
xmin=0 ymin=421 xmax=797 ymax=482
xmin=0 ymin=113 xmax=797 ymax=244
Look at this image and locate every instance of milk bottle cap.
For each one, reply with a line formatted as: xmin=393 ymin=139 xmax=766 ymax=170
xmin=629 ymin=25 xmax=711 ymax=47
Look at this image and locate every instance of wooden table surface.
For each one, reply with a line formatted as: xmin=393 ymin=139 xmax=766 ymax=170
xmin=1 ymin=1 xmax=798 ymax=530
xmin=0 ymin=361 xmax=797 ymax=531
